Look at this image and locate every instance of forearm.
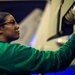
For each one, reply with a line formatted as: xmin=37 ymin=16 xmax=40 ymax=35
xmin=29 ymin=34 xmax=75 ymax=73
xmin=41 ymin=34 xmax=75 ymax=73
xmin=14 ymin=34 xmax=75 ymax=74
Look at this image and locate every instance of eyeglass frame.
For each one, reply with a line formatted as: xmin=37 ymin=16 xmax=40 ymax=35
xmin=0 ymin=20 xmax=17 ymax=26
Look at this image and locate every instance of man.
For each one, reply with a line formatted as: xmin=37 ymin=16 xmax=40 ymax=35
xmin=0 ymin=12 xmax=75 ymax=75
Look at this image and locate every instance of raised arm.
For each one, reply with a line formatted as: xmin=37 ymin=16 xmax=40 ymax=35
xmin=13 ymin=34 xmax=75 ymax=74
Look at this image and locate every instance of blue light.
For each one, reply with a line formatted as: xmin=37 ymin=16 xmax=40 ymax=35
xmin=68 ymin=35 xmax=72 ymax=39
xmin=29 ymin=34 xmax=36 ymax=47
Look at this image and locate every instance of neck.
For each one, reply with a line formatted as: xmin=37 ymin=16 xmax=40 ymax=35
xmin=0 ymin=36 xmax=10 ymax=43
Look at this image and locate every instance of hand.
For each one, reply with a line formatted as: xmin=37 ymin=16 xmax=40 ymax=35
xmin=65 ymin=5 xmax=75 ymax=24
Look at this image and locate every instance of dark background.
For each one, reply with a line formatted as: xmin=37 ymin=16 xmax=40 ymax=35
xmin=0 ymin=1 xmax=46 ymax=23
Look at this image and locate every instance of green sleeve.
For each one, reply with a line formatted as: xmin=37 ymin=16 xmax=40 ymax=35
xmin=13 ymin=34 xmax=75 ymax=74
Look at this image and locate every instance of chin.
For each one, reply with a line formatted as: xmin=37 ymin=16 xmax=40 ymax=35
xmin=15 ymin=36 xmax=20 ymax=40
xmin=12 ymin=36 xmax=20 ymax=41
xmin=8 ymin=35 xmax=20 ymax=42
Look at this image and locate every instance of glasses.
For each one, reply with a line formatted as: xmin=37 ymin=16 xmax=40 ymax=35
xmin=0 ymin=20 xmax=17 ymax=26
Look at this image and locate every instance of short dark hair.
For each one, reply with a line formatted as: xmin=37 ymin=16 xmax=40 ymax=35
xmin=0 ymin=12 xmax=10 ymax=26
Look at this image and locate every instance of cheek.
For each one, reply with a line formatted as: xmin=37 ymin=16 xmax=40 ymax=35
xmin=3 ymin=28 xmax=15 ymax=35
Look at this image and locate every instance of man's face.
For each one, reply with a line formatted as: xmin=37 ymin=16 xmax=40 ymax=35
xmin=1 ymin=15 xmax=20 ymax=42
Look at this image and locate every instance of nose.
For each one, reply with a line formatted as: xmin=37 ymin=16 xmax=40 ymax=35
xmin=15 ymin=24 xmax=20 ymax=29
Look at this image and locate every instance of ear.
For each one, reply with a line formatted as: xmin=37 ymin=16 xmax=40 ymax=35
xmin=0 ymin=27 xmax=3 ymax=34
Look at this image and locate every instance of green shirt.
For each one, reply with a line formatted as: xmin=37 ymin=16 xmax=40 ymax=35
xmin=0 ymin=34 xmax=75 ymax=75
